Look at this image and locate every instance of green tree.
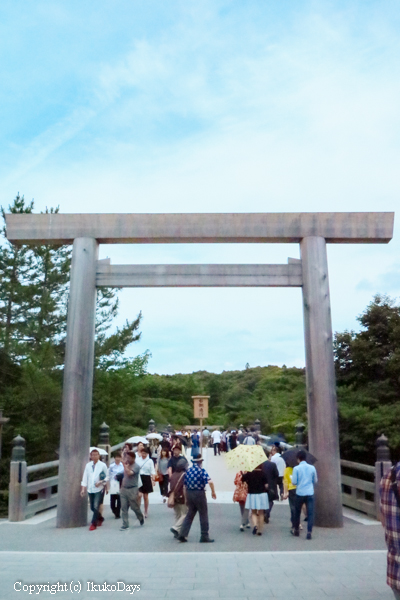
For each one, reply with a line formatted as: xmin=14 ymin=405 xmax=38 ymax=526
xmin=0 ymin=194 xmax=36 ymax=359
xmin=28 ymin=208 xmax=72 ymax=367
xmin=334 ymin=294 xmax=400 ymax=461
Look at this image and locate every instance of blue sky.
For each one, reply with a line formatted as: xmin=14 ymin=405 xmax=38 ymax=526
xmin=1 ymin=0 xmax=399 ymax=374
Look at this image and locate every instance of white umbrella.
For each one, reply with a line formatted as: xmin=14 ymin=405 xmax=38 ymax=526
xmin=90 ymin=446 xmax=108 ymax=456
xmin=146 ymin=433 xmax=163 ymax=441
xmin=125 ymin=436 xmax=148 ymax=444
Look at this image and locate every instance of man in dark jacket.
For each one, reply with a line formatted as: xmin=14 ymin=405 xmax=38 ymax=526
xmin=261 ymin=458 xmax=279 ymax=523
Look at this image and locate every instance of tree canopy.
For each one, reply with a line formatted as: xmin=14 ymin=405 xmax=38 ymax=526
xmin=0 ymin=194 xmax=145 ymax=468
xmin=334 ymin=294 xmax=400 ymax=462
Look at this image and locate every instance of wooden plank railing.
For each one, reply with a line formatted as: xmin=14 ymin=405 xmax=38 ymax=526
xmin=9 ymin=458 xmax=59 ymax=522
xmin=340 ymin=459 xmax=377 ymax=518
xmin=8 ymin=431 xmax=127 ymax=521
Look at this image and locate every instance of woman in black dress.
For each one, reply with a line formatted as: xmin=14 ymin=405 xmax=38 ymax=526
xmin=137 ymin=447 xmax=155 ymax=518
xmin=241 ymin=464 xmax=269 ymax=536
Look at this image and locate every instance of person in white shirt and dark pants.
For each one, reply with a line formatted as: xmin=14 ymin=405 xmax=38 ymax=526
xmin=211 ymin=429 xmax=222 ymax=456
xmin=108 ymin=451 xmax=124 ymax=519
xmin=270 ymin=444 xmax=286 ymax=500
xmin=80 ymin=449 xmax=108 ymax=531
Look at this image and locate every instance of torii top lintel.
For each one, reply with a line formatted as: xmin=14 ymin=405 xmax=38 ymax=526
xmin=5 ymin=212 xmax=394 ymax=245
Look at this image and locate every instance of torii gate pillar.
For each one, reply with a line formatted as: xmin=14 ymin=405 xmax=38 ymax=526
xmin=301 ymin=236 xmax=343 ymax=527
xmin=56 ymin=238 xmax=98 ymax=528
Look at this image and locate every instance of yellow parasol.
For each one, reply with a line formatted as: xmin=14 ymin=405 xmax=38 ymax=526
xmin=225 ymin=444 xmax=268 ymax=472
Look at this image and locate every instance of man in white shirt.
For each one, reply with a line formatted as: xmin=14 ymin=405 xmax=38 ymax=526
xmin=80 ymin=449 xmax=108 ymax=531
xmin=270 ymin=444 xmax=286 ymax=500
xmin=211 ymin=429 xmax=222 ymax=456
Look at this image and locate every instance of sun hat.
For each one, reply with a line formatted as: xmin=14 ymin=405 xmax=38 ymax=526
xmin=191 ymin=454 xmax=204 ymax=463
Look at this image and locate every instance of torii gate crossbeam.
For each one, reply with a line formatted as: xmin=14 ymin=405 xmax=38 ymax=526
xmin=6 ymin=212 xmax=394 ymax=530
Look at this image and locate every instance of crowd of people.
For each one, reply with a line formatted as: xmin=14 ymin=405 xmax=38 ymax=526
xmin=80 ymin=427 xmax=318 ymax=542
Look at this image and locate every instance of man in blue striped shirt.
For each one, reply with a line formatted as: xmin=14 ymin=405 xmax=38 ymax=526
xmin=291 ymin=449 xmax=318 ymax=540
xmin=177 ymin=454 xmax=216 ymax=543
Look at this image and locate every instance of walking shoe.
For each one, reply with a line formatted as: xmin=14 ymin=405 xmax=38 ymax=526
xmin=264 ymin=515 xmax=269 ymax=524
xmin=97 ymin=519 xmax=103 ymax=527
xmin=177 ymin=536 xmax=187 ymax=543
xmin=290 ymin=529 xmax=300 ymax=537
xmin=239 ymin=525 xmax=244 ymax=532
xmin=256 ymin=532 xmax=262 ymax=536
xmin=199 ymin=536 xmax=214 ymax=543
xmin=89 ymin=524 xmax=97 ymax=531
xmin=115 ymin=515 xmax=121 ymax=519
xmin=252 ymin=526 xmax=258 ymax=535
xmin=139 ymin=519 xmax=144 ymax=526
xmin=120 ymin=525 xmax=129 ymax=531
xmin=170 ymin=527 xmax=179 ymax=538
xmin=245 ymin=523 xmax=251 ymax=529
xmin=306 ymin=533 xmax=312 ymax=540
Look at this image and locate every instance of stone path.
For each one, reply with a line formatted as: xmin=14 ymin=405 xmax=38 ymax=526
xmin=0 ymin=448 xmax=391 ymax=599
xmin=0 ymin=550 xmax=391 ymax=600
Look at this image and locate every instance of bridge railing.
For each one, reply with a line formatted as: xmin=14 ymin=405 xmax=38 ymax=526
xmin=340 ymin=459 xmax=376 ymax=518
xmin=340 ymin=434 xmax=392 ymax=520
xmin=8 ymin=436 xmax=60 ymax=522
xmin=8 ymin=422 xmax=130 ymax=522
xmin=7 ymin=421 xmax=107 ymax=521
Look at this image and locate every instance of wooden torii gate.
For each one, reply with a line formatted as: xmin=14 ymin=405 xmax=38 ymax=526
xmin=6 ymin=212 xmax=394 ymax=529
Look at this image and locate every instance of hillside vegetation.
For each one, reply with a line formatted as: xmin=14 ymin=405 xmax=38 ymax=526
xmin=92 ymin=364 xmax=307 ymax=447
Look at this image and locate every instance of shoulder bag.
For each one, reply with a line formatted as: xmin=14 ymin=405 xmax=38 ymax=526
xmin=167 ymin=472 xmax=185 ymax=509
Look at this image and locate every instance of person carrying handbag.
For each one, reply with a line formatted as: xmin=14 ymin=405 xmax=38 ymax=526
xmin=168 ymin=459 xmax=188 ymax=538
xmin=233 ymin=471 xmax=250 ymax=531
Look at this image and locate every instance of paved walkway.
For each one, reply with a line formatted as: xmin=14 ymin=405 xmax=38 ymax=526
xmin=0 ymin=448 xmax=391 ymax=600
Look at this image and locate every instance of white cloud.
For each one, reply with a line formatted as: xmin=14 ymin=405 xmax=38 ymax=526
xmin=1 ymin=1 xmax=399 ymax=373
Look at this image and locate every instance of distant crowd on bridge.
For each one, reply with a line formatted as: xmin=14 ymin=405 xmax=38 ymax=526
xmin=80 ymin=425 xmax=317 ymax=543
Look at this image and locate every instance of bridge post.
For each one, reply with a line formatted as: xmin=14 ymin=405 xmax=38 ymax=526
xmin=375 ymin=434 xmax=392 ymax=520
xmin=295 ymin=422 xmax=306 ymax=447
xmin=98 ymin=422 xmax=111 ymax=467
xmin=57 ymin=238 xmax=99 ymax=528
xmin=8 ymin=435 xmax=27 ymax=522
xmin=301 ymin=236 xmax=343 ymax=528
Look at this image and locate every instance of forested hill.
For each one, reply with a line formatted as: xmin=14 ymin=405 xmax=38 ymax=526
xmin=92 ymin=364 xmax=307 ymax=448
